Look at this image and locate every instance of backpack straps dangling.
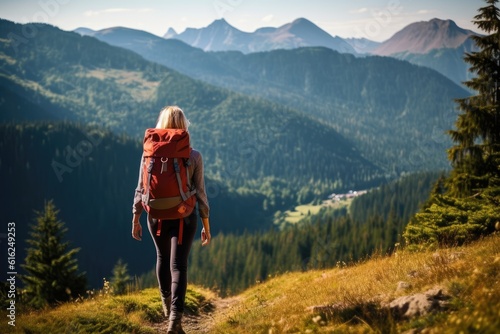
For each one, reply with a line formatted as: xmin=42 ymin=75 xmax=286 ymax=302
xmin=155 ymin=219 xmax=183 ymax=244
xmin=178 ymin=218 xmax=184 ymax=245
xmin=156 ymin=219 xmax=162 ymax=236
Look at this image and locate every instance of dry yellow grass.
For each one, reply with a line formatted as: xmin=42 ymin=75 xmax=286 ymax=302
xmin=211 ymin=233 xmax=500 ymax=333
xmin=1 ymin=288 xmax=161 ymax=333
xmin=0 ymin=286 xmax=213 ymax=334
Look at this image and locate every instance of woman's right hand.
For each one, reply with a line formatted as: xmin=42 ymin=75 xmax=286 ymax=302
xmin=132 ymin=214 xmax=142 ymax=241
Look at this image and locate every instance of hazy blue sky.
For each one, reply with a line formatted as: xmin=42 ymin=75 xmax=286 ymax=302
xmin=0 ymin=0 xmax=485 ymax=41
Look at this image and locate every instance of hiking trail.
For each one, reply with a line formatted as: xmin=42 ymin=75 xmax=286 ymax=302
xmin=153 ymin=295 xmax=241 ymax=333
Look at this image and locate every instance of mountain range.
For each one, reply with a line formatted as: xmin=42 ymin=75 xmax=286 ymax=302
xmin=0 ymin=17 xmax=472 ymax=287
xmin=161 ymin=18 xmax=356 ymax=54
xmin=77 ymin=17 xmax=478 ymax=88
xmin=76 ymin=21 xmax=469 ymax=174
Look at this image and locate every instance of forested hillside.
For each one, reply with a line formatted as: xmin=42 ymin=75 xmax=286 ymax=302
xmin=208 ymin=48 xmax=469 ymax=173
xmin=0 ymin=122 xmax=273 ymax=287
xmin=349 ymin=172 xmax=443 ymax=224
xmin=187 ymin=172 xmax=440 ymax=295
xmin=381 ymin=39 xmax=478 ymax=91
xmin=85 ymin=26 xmax=469 ymax=173
xmin=0 ymin=20 xmax=166 ymax=131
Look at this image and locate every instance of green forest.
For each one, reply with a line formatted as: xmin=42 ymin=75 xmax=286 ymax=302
xmin=186 ymin=172 xmax=441 ymax=296
xmin=0 ymin=121 xmax=274 ymax=287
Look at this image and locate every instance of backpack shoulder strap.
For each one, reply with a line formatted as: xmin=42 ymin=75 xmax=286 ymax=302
xmin=184 ymin=158 xmax=192 ymax=189
xmin=142 ymin=156 xmax=155 ymax=204
xmin=173 ymin=158 xmax=196 ymax=200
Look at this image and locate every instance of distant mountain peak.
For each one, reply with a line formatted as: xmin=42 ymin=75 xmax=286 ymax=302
xmin=281 ymin=17 xmax=322 ymax=32
xmin=429 ymin=18 xmax=457 ymax=26
xmin=74 ymin=27 xmax=96 ymax=36
xmin=212 ymin=18 xmax=229 ymax=25
xmin=373 ymin=18 xmax=478 ymax=55
xmin=273 ymin=17 xmax=355 ymax=53
xmin=163 ymin=27 xmax=177 ymax=39
xmin=205 ymin=18 xmax=240 ymax=32
xmin=290 ymin=17 xmax=314 ymax=25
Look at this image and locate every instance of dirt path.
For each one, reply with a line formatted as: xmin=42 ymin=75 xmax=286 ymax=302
xmin=152 ymin=296 xmax=241 ymax=333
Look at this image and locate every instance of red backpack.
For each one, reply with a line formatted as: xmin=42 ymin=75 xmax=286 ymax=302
xmin=141 ymin=128 xmax=197 ymax=243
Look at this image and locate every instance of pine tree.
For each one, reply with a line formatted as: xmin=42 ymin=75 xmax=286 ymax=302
xmin=448 ymin=0 xmax=500 ymax=198
xmin=21 ymin=201 xmax=87 ymax=308
xmin=404 ymin=0 xmax=500 ymax=249
xmin=110 ymin=258 xmax=131 ymax=295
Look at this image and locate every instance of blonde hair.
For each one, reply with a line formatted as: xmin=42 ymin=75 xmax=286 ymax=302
xmin=156 ymin=106 xmax=190 ymax=130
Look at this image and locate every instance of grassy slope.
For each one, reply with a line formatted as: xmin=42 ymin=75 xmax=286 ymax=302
xmin=1 ymin=286 xmax=215 ymax=334
xmin=3 ymin=234 xmax=499 ymax=333
xmin=213 ymin=233 xmax=500 ymax=333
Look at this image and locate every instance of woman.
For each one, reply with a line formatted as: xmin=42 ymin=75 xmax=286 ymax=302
xmin=132 ymin=106 xmax=211 ymax=334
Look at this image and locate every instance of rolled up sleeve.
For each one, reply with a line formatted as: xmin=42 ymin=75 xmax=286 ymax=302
xmin=191 ymin=150 xmax=210 ymax=218
xmin=132 ymin=155 xmax=144 ymax=215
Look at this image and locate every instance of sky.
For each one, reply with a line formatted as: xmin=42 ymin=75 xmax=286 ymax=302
xmin=0 ymin=0 xmax=485 ymax=42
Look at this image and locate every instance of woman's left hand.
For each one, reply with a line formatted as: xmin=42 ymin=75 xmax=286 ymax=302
xmin=201 ymin=227 xmax=211 ymax=246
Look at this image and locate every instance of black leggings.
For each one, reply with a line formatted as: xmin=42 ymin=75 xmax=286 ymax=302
xmin=147 ymin=212 xmax=197 ymax=314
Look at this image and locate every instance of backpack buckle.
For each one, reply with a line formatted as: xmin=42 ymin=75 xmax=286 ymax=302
xmin=160 ymin=157 xmax=168 ymax=174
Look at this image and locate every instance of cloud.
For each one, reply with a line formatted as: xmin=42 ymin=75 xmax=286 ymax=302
xmin=417 ymin=9 xmax=431 ymax=15
xmin=261 ymin=14 xmax=274 ymax=23
xmin=350 ymin=8 xmax=368 ymax=14
xmin=84 ymin=8 xmax=151 ymax=17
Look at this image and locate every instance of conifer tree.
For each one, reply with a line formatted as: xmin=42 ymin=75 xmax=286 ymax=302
xmin=21 ymin=201 xmax=87 ymax=308
xmin=110 ymin=258 xmax=131 ymax=295
xmin=404 ymin=0 xmax=500 ymax=248
xmin=448 ymin=0 xmax=500 ymax=198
